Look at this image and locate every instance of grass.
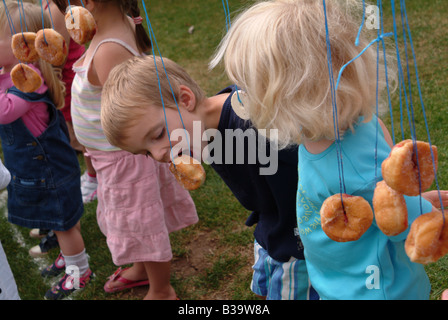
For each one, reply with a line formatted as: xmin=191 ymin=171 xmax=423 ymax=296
xmin=0 ymin=0 xmax=447 ymax=300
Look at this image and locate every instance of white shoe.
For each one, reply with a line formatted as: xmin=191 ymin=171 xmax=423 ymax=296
xmin=81 ymin=171 xmax=98 ymax=203
xmin=29 ymin=228 xmax=49 ymax=239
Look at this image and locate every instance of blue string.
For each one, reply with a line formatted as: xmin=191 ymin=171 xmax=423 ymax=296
xmin=2 ymin=0 xmax=16 ymax=35
xmin=335 ymin=32 xmax=393 ymax=91
xmin=17 ymin=0 xmax=27 ymax=32
xmin=323 ymin=0 xmax=346 ymax=198
xmin=397 ymin=0 xmax=424 ymax=215
xmin=141 ymin=0 xmax=191 ymax=161
xmin=67 ymin=0 xmax=74 ymax=23
xmin=39 ymin=0 xmax=48 ymax=44
xmin=355 ymin=0 xmax=366 ymax=46
xmin=378 ymin=0 xmax=395 ymax=145
xmin=400 ymin=0 xmax=444 ymax=220
xmin=45 ymin=0 xmax=55 ymax=29
xmin=221 ymin=0 xmax=244 ymax=106
xmin=374 ymin=0 xmax=381 ymax=185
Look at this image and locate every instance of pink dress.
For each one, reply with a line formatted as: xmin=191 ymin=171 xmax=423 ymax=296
xmin=71 ymin=38 xmax=198 ymax=265
xmin=0 ymin=65 xmax=49 ymax=137
xmin=88 ymin=149 xmax=199 ymax=265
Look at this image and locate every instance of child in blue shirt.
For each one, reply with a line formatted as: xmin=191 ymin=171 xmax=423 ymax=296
xmin=210 ymin=0 xmax=445 ymax=299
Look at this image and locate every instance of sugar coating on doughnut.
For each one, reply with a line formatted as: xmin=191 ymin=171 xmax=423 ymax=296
xmin=320 ymin=194 xmax=373 ymax=242
xmin=11 ymin=32 xmax=39 ymax=63
xmin=382 ymin=140 xmax=437 ymax=196
xmin=35 ymin=29 xmax=68 ymax=66
xmin=10 ymin=63 xmax=42 ymax=93
xmin=405 ymin=210 xmax=448 ymax=264
xmin=169 ymin=155 xmax=206 ymax=191
xmin=373 ymin=180 xmax=408 ymax=236
xmin=65 ymin=6 xmax=96 ymax=45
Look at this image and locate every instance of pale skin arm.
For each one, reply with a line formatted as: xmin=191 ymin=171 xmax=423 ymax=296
xmin=90 ymin=43 xmax=134 ymax=86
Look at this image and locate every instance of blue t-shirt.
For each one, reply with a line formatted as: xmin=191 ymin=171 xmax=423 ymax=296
xmin=210 ymin=86 xmax=304 ymax=262
xmin=297 ymin=116 xmax=432 ymax=299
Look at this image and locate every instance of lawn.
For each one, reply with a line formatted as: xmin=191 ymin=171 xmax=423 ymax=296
xmin=0 ymin=0 xmax=447 ymax=300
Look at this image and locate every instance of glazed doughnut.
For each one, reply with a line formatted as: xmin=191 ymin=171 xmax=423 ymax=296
xmin=320 ymin=194 xmax=373 ymax=242
xmin=382 ymin=140 xmax=437 ymax=196
xmin=65 ymin=6 xmax=96 ymax=45
xmin=11 ymin=32 xmax=39 ymax=63
xmin=373 ymin=180 xmax=408 ymax=236
xmin=35 ymin=28 xmax=68 ymax=66
xmin=405 ymin=210 xmax=448 ymax=264
xmin=10 ymin=63 xmax=42 ymax=93
xmin=169 ymin=155 xmax=206 ymax=191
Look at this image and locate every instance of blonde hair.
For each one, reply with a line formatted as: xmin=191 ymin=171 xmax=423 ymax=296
xmin=210 ymin=0 xmax=396 ymax=148
xmin=0 ymin=0 xmax=66 ymax=109
xmin=101 ymin=55 xmax=205 ymax=148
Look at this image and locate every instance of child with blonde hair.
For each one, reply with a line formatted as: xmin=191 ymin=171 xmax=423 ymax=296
xmin=0 ymin=0 xmax=92 ymax=300
xmin=52 ymin=0 xmax=198 ymax=300
xmin=211 ymin=0 xmax=438 ymax=299
xmin=101 ymin=54 xmax=321 ymax=300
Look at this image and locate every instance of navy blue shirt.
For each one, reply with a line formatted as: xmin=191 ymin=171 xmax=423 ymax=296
xmin=209 ymin=86 xmax=304 ymax=261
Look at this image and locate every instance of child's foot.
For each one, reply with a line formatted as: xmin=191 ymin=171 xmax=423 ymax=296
xmin=41 ymin=252 xmax=65 ymax=278
xmin=29 ymin=228 xmax=50 ymax=239
xmin=104 ymin=267 xmax=149 ymax=293
xmin=44 ymin=269 xmax=94 ymax=300
xmin=29 ymin=231 xmax=59 ymax=258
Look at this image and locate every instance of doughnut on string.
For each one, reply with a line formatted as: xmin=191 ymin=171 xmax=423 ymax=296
xmin=140 ymin=1 xmax=206 ymax=188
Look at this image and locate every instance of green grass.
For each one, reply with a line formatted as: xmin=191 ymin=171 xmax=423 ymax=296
xmin=1 ymin=0 xmax=447 ymax=300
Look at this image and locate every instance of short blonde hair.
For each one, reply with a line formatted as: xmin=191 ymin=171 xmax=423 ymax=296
xmin=101 ymin=55 xmax=206 ymax=148
xmin=210 ymin=0 xmax=396 ymax=148
xmin=0 ymin=0 xmax=66 ymax=109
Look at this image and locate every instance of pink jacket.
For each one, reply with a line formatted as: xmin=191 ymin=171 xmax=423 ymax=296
xmin=0 ymin=64 xmax=49 ymax=137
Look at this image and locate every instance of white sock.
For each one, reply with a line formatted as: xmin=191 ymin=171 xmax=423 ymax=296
xmin=62 ymin=249 xmax=89 ymax=276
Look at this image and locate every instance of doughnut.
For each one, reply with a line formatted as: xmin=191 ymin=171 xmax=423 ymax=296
xmin=230 ymin=90 xmax=250 ymax=120
xmin=65 ymin=6 xmax=96 ymax=45
xmin=405 ymin=210 xmax=448 ymax=264
xmin=382 ymin=139 xmax=438 ymax=196
xmin=10 ymin=63 xmax=42 ymax=93
xmin=11 ymin=32 xmax=39 ymax=63
xmin=320 ymin=193 xmax=373 ymax=242
xmin=169 ymin=155 xmax=206 ymax=190
xmin=35 ymin=28 xmax=68 ymax=66
xmin=372 ymin=180 xmax=408 ymax=236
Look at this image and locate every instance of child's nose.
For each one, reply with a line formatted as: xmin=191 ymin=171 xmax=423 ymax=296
xmin=151 ymin=148 xmax=170 ymax=163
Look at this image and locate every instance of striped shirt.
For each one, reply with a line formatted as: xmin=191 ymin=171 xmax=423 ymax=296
xmin=71 ymin=39 xmax=141 ymax=151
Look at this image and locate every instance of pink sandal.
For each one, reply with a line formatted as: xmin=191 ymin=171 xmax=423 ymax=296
xmin=104 ymin=267 xmax=149 ymax=293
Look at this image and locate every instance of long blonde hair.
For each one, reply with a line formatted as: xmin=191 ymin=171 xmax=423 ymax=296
xmin=210 ymin=0 xmax=397 ymax=149
xmin=0 ymin=0 xmax=66 ymax=109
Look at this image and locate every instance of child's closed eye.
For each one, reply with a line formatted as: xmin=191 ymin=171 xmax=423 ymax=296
xmin=155 ymin=128 xmax=165 ymax=140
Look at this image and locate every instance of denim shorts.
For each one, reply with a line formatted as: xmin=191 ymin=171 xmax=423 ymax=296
xmin=251 ymin=241 xmax=319 ymax=300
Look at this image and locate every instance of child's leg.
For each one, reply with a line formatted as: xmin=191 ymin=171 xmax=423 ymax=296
xmin=54 ymin=222 xmax=84 ymax=256
xmin=53 ymin=222 xmax=90 ymax=276
xmin=44 ymin=222 xmax=92 ymax=300
xmin=143 ymin=261 xmax=176 ymax=300
xmin=81 ymin=150 xmax=98 ymax=203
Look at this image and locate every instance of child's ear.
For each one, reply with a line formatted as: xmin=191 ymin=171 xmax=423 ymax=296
xmin=178 ymin=85 xmax=196 ymax=112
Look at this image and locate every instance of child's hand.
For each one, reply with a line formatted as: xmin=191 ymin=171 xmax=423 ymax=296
xmin=422 ymin=190 xmax=448 ymax=210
